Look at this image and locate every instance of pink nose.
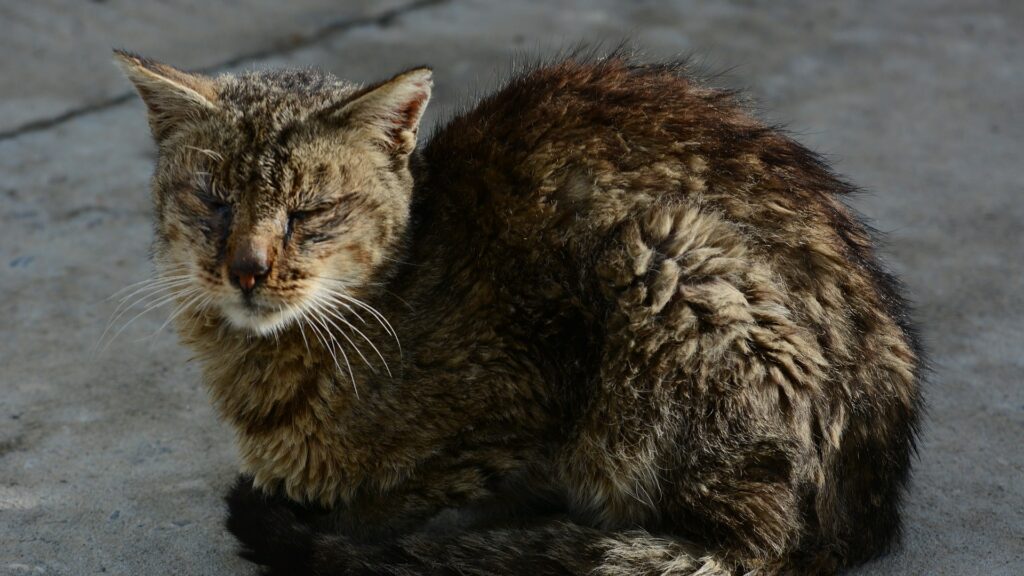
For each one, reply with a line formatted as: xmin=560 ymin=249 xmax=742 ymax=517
xmin=228 ymin=244 xmax=271 ymax=295
xmin=234 ymin=271 xmax=260 ymax=291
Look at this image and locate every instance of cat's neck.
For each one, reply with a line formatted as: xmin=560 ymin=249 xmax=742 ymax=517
xmin=177 ymin=286 xmax=409 ymax=502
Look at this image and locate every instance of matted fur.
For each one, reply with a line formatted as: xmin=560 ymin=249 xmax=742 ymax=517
xmin=117 ymin=48 xmax=923 ymax=575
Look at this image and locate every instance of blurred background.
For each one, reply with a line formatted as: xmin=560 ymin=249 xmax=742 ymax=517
xmin=1 ymin=1 xmax=1021 ymax=574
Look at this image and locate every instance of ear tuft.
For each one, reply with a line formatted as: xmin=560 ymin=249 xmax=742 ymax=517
xmin=335 ymin=67 xmax=433 ymax=156
xmin=113 ymin=49 xmax=219 ymax=142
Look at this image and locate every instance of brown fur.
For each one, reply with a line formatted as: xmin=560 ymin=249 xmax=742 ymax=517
xmin=117 ymin=49 xmax=922 ymax=575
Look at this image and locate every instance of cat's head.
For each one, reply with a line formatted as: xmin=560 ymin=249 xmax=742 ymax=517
xmin=116 ymin=51 xmax=431 ymax=336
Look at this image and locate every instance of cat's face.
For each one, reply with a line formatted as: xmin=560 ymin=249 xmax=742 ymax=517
xmin=117 ymin=52 xmax=431 ymax=335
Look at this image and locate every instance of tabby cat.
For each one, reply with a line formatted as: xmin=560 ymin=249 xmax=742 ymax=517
xmin=115 ymin=48 xmax=922 ymax=575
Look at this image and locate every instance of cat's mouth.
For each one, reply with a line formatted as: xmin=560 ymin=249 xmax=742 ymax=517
xmin=220 ymin=294 xmax=296 ymax=335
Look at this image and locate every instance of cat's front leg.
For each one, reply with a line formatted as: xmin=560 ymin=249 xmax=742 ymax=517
xmin=225 ymin=474 xmax=406 ymax=574
xmin=224 ymin=481 xmax=410 ymax=576
xmin=225 ymin=475 xmax=326 ymax=572
xmin=226 ymin=450 xmax=554 ymax=568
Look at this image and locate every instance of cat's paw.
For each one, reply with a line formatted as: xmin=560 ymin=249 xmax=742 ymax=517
xmin=224 ymin=475 xmax=316 ymax=574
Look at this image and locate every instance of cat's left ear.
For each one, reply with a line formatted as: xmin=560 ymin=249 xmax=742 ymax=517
xmin=332 ymin=67 xmax=432 ymax=157
xmin=113 ymin=49 xmax=219 ymax=142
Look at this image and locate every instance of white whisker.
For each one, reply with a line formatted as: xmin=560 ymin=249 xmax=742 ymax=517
xmin=311 ymin=281 xmax=401 ymax=358
xmin=305 ymin=308 xmax=356 ymax=395
xmin=284 ymin=302 xmax=311 ymax=356
xmin=100 ymin=281 xmax=193 ymax=349
xmin=308 ymin=299 xmax=364 ymax=386
xmin=315 ymin=290 xmax=369 ymax=325
xmin=335 ymin=292 xmax=401 ymax=356
xmin=316 ymin=297 xmax=392 ymax=378
xmin=99 ymin=287 xmax=200 ymax=353
xmin=184 ymin=295 xmax=213 ymax=329
xmin=310 ymin=297 xmax=376 ymax=375
xmin=106 ymin=268 xmax=189 ymax=301
xmin=147 ymin=290 xmax=207 ymax=340
xmin=111 ymin=276 xmax=192 ymax=308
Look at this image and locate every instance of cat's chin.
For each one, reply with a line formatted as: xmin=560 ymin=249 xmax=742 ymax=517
xmin=221 ymin=300 xmax=296 ymax=337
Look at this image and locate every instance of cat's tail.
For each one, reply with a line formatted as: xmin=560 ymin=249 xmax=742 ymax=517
xmin=225 ymin=479 xmax=736 ymax=576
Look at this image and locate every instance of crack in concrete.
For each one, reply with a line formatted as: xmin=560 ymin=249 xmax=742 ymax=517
xmin=0 ymin=0 xmax=448 ymax=142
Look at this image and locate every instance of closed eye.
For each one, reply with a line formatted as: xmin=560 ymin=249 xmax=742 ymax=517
xmin=285 ymin=202 xmax=339 ymax=242
xmin=199 ymin=193 xmax=231 ymax=217
xmin=201 ymin=194 xmax=227 ymax=209
xmin=289 ymin=199 xmax=340 ymax=221
xmin=289 ymin=206 xmax=329 ymax=221
xmin=192 ymin=172 xmax=229 ymax=214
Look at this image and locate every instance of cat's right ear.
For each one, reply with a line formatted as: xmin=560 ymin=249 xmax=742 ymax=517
xmin=328 ymin=67 xmax=432 ymax=158
xmin=113 ymin=50 xmax=219 ymax=142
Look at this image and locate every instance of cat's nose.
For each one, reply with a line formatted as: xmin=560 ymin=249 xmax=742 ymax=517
xmin=228 ymin=245 xmax=271 ymax=294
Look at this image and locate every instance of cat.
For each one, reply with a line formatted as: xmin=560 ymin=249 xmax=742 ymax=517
xmin=115 ymin=48 xmax=923 ymax=575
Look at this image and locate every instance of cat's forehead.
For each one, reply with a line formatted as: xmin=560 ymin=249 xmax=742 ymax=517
xmin=217 ymin=68 xmax=357 ymax=127
xmin=173 ymin=69 xmax=359 ymax=196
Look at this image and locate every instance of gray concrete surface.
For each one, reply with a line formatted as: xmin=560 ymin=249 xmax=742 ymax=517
xmin=1 ymin=1 xmax=1021 ymax=574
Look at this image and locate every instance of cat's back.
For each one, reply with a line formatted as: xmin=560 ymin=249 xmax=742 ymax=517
xmin=423 ymin=56 xmax=749 ymax=199
xmin=423 ymin=56 xmax=848 ymax=236
xmin=422 ymin=55 xmax=876 ymax=284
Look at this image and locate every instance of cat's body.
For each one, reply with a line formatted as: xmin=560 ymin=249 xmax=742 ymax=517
xmin=117 ymin=52 xmax=922 ymax=575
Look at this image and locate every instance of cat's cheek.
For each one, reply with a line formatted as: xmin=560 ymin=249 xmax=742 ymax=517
xmin=344 ymin=244 xmax=375 ymax=270
xmin=317 ymin=244 xmax=375 ymax=287
xmin=155 ymin=224 xmax=194 ymax=267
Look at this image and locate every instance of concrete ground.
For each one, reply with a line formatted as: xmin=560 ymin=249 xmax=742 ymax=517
xmin=1 ymin=0 xmax=1021 ymax=574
